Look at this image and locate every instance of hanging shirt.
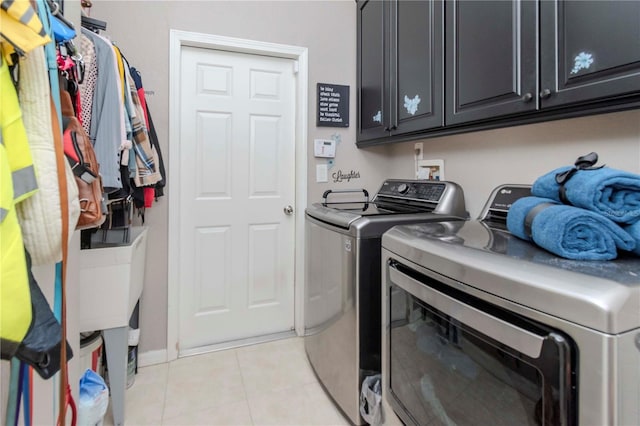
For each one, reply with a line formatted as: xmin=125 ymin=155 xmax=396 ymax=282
xmin=78 ymin=32 xmax=97 ymax=135
xmin=125 ymin=64 xmax=161 ymax=187
xmin=117 ymin=45 xmax=134 ymax=155
xmin=82 ymin=28 xmax=123 ymax=191
xmin=130 ymin=66 xmax=166 ymax=198
xmin=93 ymin=31 xmax=130 ymax=165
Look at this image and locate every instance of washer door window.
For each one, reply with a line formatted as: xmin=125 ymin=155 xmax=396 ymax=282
xmin=387 ymin=262 xmax=577 ymax=426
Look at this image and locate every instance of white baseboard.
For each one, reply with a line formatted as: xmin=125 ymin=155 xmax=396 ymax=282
xmin=178 ymin=330 xmax=297 ymax=358
xmin=137 ymin=349 xmax=168 ymax=367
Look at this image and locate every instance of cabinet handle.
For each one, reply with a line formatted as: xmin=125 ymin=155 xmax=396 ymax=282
xmin=384 ymin=127 xmax=390 ymax=132
xmin=522 ymin=93 xmax=533 ymax=103
xmin=390 ymin=125 xmax=397 ymax=131
xmin=539 ymin=89 xmax=552 ymax=99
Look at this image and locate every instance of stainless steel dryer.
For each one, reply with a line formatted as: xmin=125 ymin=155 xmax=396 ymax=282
xmin=304 ymin=179 xmax=468 ymax=424
xmin=381 ymin=184 xmax=640 ymax=426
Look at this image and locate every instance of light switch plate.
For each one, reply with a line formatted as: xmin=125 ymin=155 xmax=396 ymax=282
xmin=414 ymin=142 xmax=423 ymax=160
xmin=316 ymin=164 xmax=328 ymax=182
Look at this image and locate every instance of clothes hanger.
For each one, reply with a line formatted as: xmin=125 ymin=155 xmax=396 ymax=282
xmin=46 ymin=0 xmax=75 ymax=31
xmin=79 ymin=0 xmax=107 ymax=32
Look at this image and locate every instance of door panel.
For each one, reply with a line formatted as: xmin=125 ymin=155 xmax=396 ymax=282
xmin=194 ymin=227 xmax=230 ymax=313
xmin=446 ymin=0 xmax=538 ymax=125
xmin=358 ymin=0 xmax=389 ymax=141
xmin=250 ymin=115 xmax=280 ymax=195
xmin=540 ymin=0 xmax=640 ymax=108
xmin=179 ymin=46 xmax=296 ymax=353
xmin=248 ymin=223 xmax=280 ymax=307
xmin=196 ymin=112 xmax=231 ymax=197
xmin=458 ymin=3 xmax=514 ymax=105
xmin=392 ymin=0 xmax=443 ymax=134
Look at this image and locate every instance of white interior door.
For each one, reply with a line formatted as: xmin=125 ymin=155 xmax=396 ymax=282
xmin=177 ymin=46 xmax=296 ymax=354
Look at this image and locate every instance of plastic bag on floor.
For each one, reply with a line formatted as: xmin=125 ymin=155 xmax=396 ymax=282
xmin=360 ymin=373 xmax=382 ymax=425
xmin=78 ymin=369 xmax=109 ymax=426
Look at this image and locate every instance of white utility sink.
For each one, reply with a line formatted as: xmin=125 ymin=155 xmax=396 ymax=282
xmin=78 ymin=226 xmax=148 ymax=426
xmin=78 ymin=227 xmax=148 ymax=332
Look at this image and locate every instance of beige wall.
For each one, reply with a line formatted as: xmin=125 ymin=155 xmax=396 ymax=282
xmin=90 ymin=1 xmax=640 ymax=357
xmin=381 ymin=110 xmax=640 ymax=218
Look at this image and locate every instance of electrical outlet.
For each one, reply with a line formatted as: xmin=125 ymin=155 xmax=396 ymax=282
xmin=414 ymin=143 xmax=423 ymax=160
xmin=417 ymin=159 xmax=445 ymax=181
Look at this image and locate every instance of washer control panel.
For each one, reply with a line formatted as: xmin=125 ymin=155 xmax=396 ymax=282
xmin=377 ymin=180 xmax=446 ymax=202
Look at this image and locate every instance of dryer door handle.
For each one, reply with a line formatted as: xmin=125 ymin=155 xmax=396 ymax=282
xmin=388 ymin=265 xmax=545 ymax=359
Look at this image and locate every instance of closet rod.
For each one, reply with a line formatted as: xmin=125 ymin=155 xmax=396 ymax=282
xmin=81 ymin=15 xmax=107 ymax=31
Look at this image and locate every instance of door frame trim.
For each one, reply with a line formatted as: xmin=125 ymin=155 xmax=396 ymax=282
xmin=167 ymin=29 xmax=308 ymax=361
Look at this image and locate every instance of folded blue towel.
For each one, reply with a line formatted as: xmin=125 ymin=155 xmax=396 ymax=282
xmin=625 ymin=221 xmax=640 ymax=256
xmin=507 ymin=196 xmax=636 ymax=260
xmin=532 ymin=166 xmax=640 ymax=224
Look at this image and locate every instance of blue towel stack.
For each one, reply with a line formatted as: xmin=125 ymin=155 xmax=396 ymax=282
xmin=532 ymin=166 xmax=640 ymax=224
xmin=507 ymin=159 xmax=640 ymax=260
xmin=506 ymin=197 xmax=635 ymax=260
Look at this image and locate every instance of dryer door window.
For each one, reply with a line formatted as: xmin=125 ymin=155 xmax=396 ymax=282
xmin=386 ymin=261 xmax=577 ymax=426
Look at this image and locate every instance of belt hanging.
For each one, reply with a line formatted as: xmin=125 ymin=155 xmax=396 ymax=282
xmin=36 ymin=0 xmax=75 ymax=420
xmin=23 ymin=364 xmax=33 ymax=426
xmin=51 ymin=93 xmax=76 ymax=426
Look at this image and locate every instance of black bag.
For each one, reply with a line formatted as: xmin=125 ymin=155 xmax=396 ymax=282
xmin=13 ymin=250 xmax=73 ymax=379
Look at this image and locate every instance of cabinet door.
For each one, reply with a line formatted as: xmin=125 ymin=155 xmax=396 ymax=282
xmin=540 ymin=0 xmax=640 ymax=108
xmin=445 ymin=0 xmax=538 ymax=125
xmin=390 ymin=0 xmax=444 ymax=135
xmin=358 ymin=0 xmax=390 ymax=142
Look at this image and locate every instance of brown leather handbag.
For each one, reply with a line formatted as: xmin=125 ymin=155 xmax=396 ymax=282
xmin=59 ymin=88 xmax=105 ymax=230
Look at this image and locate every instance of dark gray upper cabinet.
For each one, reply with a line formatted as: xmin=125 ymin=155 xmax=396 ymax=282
xmin=540 ymin=0 xmax=640 ymax=108
xmin=357 ymin=0 xmax=640 ymax=146
xmin=357 ymin=0 xmax=443 ymax=142
xmin=358 ymin=0 xmax=388 ymax=141
xmin=445 ymin=0 xmax=538 ymax=125
xmin=446 ymin=0 xmax=640 ymax=126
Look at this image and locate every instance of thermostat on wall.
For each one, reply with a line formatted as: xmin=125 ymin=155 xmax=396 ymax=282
xmin=314 ymin=139 xmax=336 ymax=158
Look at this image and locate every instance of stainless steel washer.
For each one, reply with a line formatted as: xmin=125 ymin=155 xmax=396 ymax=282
xmin=304 ymin=179 xmax=468 ymax=424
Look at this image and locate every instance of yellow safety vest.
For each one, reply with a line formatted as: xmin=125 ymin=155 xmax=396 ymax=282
xmin=0 ymin=141 xmax=32 ymax=358
xmin=0 ymin=0 xmax=51 ymax=64
xmin=1 ymin=52 xmax=37 ymax=201
xmin=0 ymin=54 xmax=36 ymax=358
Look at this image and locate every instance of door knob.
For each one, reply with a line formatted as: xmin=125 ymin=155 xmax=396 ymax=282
xmin=284 ymin=205 xmax=294 ymax=215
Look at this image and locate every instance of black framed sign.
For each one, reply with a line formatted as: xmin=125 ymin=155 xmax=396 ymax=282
xmin=317 ymin=83 xmax=349 ymax=127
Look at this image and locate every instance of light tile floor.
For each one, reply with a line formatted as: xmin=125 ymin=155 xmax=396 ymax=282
xmin=103 ymin=337 xmax=351 ymax=425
